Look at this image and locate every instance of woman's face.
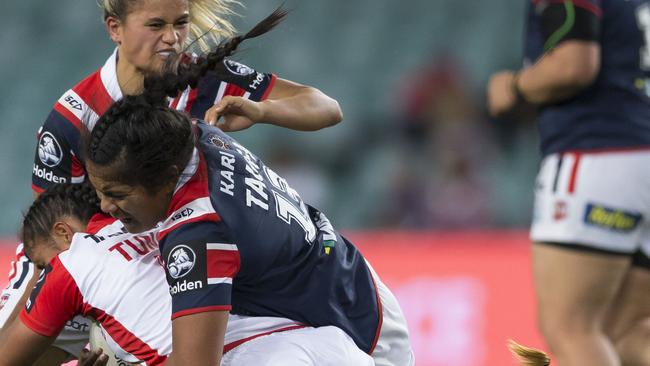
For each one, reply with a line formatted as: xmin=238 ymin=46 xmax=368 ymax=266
xmin=25 ymin=218 xmax=86 ymax=269
xmin=87 ymin=162 xmax=174 ymax=233
xmin=108 ymin=0 xmax=190 ymax=75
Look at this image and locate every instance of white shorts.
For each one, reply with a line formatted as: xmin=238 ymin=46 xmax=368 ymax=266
xmin=0 ymin=244 xmax=91 ymax=358
xmin=221 ymin=325 xmax=374 ymax=366
xmin=531 ymin=150 xmax=650 ymax=264
xmin=366 ymin=261 xmax=415 ymax=366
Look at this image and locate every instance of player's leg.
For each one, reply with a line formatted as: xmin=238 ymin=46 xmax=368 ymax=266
xmin=530 ymin=151 xmax=648 ymax=366
xmin=533 ymin=243 xmax=629 ymax=366
xmin=605 ymin=249 xmax=650 ymax=365
xmin=221 ymin=325 xmax=374 ymax=366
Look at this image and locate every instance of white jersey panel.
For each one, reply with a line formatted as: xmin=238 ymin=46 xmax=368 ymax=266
xmin=58 ymin=228 xmax=171 ymax=359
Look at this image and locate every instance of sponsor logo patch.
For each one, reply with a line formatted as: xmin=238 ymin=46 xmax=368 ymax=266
xmin=65 ymin=318 xmax=90 ymax=332
xmin=167 ymin=245 xmax=196 ymax=279
xmin=553 ymin=200 xmax=567 ymax=221
xmin=33 ymin=164 xmax=67 ymax=183
xmin=208 ymin=134 xmax=231 ymax=150
xmin=37 ymin=132 xmax=63 ymax=167
xmin=584 ymin=203 xmax=642 ymax=232
xmin=169 ymin=279 xmax=203 ymax=295
xmin=224 ymin=60 xmax=255 ymax=76
xmin=171 ymin=208 xmax=194 ymax=222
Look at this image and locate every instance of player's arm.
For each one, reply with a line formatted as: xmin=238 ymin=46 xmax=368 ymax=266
xmin=165 ymin=311 xmax=229 ymax=366
xmin=203 ymin=63 xmax=342 ymax=131
xmin=32 ymin=105 xmax=85 ymax=195
xmin=0 ymin=317 xmax=57 ymax=365
xmin=9 ymin=259 xmax=86 ymax=365
xmin=254 ymin=77 xmax=343 ymax=131
xmin=159 ymin=221 xmax=240 ymax=365
xmin=0 ymin=320 xmax=84 ymax=366
xmin=33 ymin=347 xmax=73 ymax=366
xmin=488 ymin=0 xmax=601 ymax=116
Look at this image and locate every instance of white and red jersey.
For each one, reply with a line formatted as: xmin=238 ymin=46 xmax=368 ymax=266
xmin=32 ymin=48 xmax=276 ymax=193
xmin=20 ymin=217 xmax=303 ymax=365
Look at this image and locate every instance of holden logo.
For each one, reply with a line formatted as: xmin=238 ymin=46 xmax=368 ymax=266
xmin=38 ymin=132 xmax=63 ymax=167
xmin=167 ymin=245 xmax=196 ymax=279
xmin=224 ymin=60 xmax=255 ymax=76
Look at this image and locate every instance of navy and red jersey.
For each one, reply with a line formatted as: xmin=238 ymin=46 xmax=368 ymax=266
xmin=32 ymin=49 xmax=276 ymax=192
xmin=525 ymin=0 xmax=650 ymax=155
xmin=156 ymin=123 xmax=382 ymax=354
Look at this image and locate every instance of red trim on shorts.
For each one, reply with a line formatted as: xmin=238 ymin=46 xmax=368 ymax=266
xmin=567 ymin=153 xmax=581 ymax=194
xmin=368 ymin=271 xmax=384 ymax=355
xmin=560 ymin=146 xmax=650 ymax=155
xmin=223 ymin=324 xmax=307 ymax=353
xmin=260 ymin=74 xmax=277 ymax=101
xmin=171 ymin=305 xmax=232 ymax=320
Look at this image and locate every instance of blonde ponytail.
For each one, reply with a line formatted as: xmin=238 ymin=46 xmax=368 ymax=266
xmin=188 ymin=0 xmax=242 ymax=53
xmin=508 ymin=339 xmax=551 ymax=366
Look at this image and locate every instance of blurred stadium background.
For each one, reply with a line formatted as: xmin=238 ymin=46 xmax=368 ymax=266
xmin=0 ymin=1 xmax=545 ymax=364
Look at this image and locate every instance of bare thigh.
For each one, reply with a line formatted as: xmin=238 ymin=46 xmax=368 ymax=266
xmin=532 ymin=243 xmax=631 ymax=333
xmin=605 ymin=266 xmax=650 ymax=340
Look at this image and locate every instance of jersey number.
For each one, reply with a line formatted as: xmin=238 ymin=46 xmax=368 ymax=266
xmin=264 ymin=166 xmax=317 ymax=243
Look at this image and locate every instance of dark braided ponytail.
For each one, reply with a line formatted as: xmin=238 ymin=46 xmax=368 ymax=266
xmin=20 ymin=183 xmax=101 ymax=248
xmin=84 ymin=7 xmax=287 ymax=193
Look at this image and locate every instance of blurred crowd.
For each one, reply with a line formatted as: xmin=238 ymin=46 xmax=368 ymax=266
xmin=0 ymin=0 xmax=541 ymax=233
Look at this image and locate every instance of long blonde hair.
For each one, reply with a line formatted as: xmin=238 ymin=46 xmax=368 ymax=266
xmin=98 ymin=0 xmax=242 ymax=52
xmin=508 ymin=339 xmax=551 ymax=366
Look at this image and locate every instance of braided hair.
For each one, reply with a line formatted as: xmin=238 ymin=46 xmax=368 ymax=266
xmin=20 ymin=183 xmax=101 ymax=249
xmin=84 ymin=8 xmax=287 ymax=193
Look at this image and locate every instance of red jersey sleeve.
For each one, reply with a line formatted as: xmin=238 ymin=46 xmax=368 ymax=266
xmin=19 ymin=257 xmax=84 ymax=337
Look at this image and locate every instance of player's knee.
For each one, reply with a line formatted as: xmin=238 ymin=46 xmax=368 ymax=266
xmin=537 ymin=307 xmax=602 ymax=344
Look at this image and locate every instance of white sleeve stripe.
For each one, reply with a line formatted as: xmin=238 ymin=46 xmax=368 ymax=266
xmin=206 ymin=243 xmax=238 ymax=251
xmin=207 ymin=277 xmax=233 ymax=285
xmin=242 ymin=91 xmax=251 ymax=100
xmin=213 ymin=82 xmax=227 ymax=104
xmin=175 ymin=87 xmax=191 ymax=111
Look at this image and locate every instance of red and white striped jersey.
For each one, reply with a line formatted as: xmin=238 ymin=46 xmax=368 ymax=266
xmin=20 ymin=218 xmax=302 ymax=365
xmin=32 ymin=48 xmax=276 ymax=193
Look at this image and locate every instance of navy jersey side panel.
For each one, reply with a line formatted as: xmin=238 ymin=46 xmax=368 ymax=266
xmin=195 ymin=123 xmax=381 ymax=353
xmin=526 ymin=0 xmax=650 ymax=154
